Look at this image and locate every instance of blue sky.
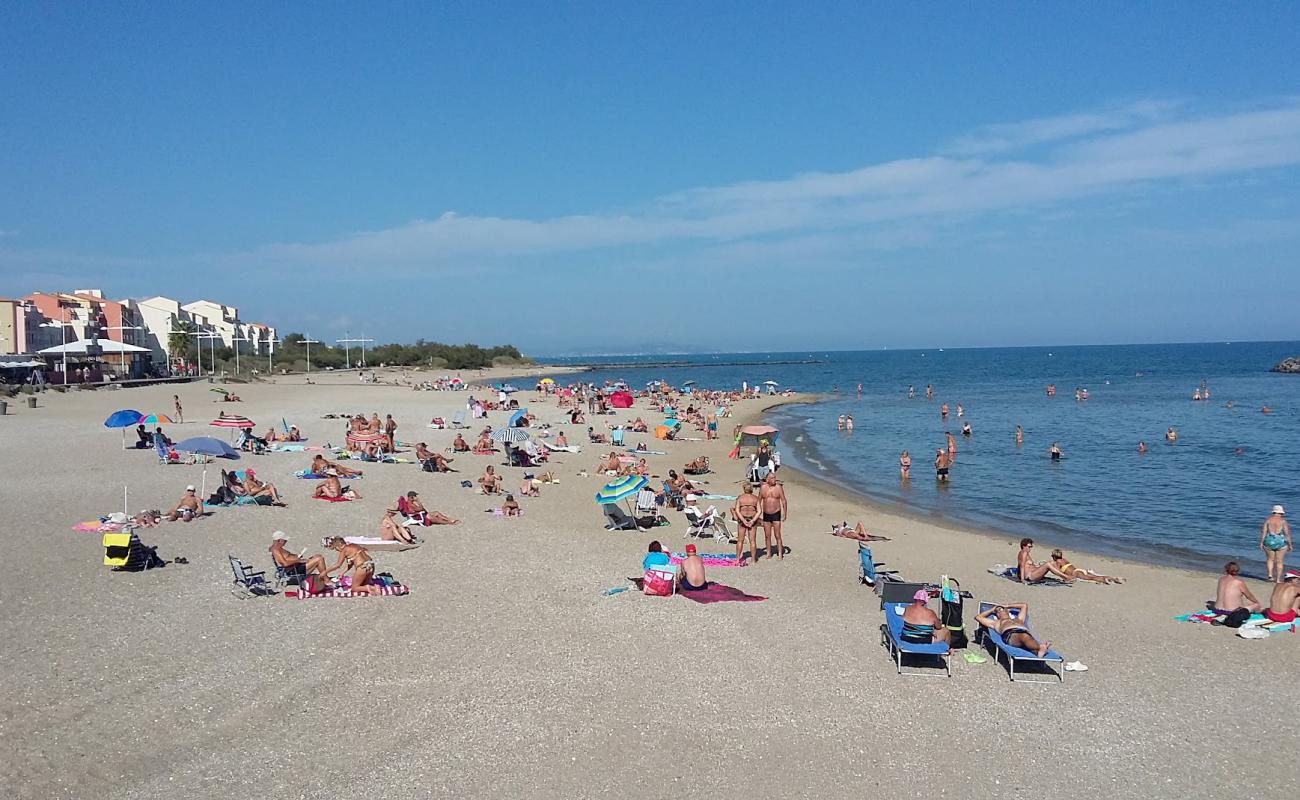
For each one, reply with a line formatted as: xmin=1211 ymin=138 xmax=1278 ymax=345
xmin=2 ymin=3 xmax=1298 ymax=354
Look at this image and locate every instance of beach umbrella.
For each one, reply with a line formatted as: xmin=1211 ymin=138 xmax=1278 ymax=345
xmin=104 ymin=409 xmax=144 ymax=449
xmin=539 ymin=378 xmax=554 ymax=384
xmin=138 ymin=413 xmax=174 ymax=426
xmin=595 ymin=475 xmax=648 ymax=505
xmin=209 ymin=415 xmax=255 ymax=429
xmin=172 ymin=436 xmax=240 ymax=499
xmin=610 ymin=391 xmax=634 ymax=409
xmin=490 ymin=427 xmax=531 ymax=444
xmin=763 ymin=380 xmax=779 ymax=386
xmin=682 ymin=380 xmax=696 ymax=387
xmin=508 ymin=408 xmax=528 ymax=427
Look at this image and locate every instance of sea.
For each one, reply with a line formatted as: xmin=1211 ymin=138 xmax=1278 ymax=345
xmin=545 ymin=342 xmax=1300 ymax=572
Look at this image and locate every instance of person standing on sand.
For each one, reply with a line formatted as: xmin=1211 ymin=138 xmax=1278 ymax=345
xmin=1015 ymin=425 xmax=1023 ymax=446
xmin=759 ymin=473 xmax=788 ymax=560
xmin=731 ymin=482 xmax=762 ymax=564
xmin=384 ymin=414 xmax=397 ymax=452
xmin=173 ymin=394 xmax=183 ymax=424
xmin=1214 ymin=561 xmax=1260 ymax=614
xmin=1260 ymin=505 xmax=1292 ymax=582
xmin=934 ymin=449 xmax=950 ymax=482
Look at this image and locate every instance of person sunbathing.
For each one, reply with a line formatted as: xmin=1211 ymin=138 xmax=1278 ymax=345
xmin=415 ymin=442 xmax=454 ymax=472
xmin=631 ymin=417 xmax=648 ymax=433
xmin=404 ymin=491 xmax=459 ymax=525
xmin=587 ymin=426 xmax=607 ymax=444
xmin=553 ymin=431 xmax=569 ymax=447
xmin=1214 ymin=561 xmax=1260 ymax=614
xmin=1048 ymin=549 xmax=1125 ymax=584
xmin=270 ymin=533 xmax=329 ymax=592
xmin=1015 ymin=538 xmax=1073 ymax=583
xmin=165 ymin=485 xmax=202 ymax=521
xmin=975 ymin=602 xmax=1052 ymax=658
xmin=452 ymin=433 xmax=471 ymax=452
xmin=243 ymin=469 xmax=285 ymax=505
xmin=310 ymin=454 xmax=361 ymax=478
xmin=519 ymin=475 xmax=541 ymax=497
xmin=478 ymin=465 xmax=501 ymax=495
xmin=132 ymin=508 xmax=161 ymax=528
xmin=570 ymin=409 xmax=586 ymax=424
xmin=829 ymin=521 xmax=891 ymax=542
xmin=314 ymin=470 xmax=361 ymax=500
xmin=500 ymin=493 xmax=521 ymax=517
xmin=322 ymin=537 xmax=378 ymax=596
xmin=677 ymin=543 xmax=708 ymax=591
xmin=683 ymin=455 xmax=710 ymax=474
xmin=380 ymin=510 xmax=418 ymax=544
xmin=599 ymin=452 xmax=621 ymax=474
xmin=474 ymin=433 xmax=494 ymax=452
xmin=901 ymin=589 xmax=950 ymax=650
xmin=667 ymin=470 xmax=697 ymax=496
xmin=223 ymin=469 xmax=249 ymax=498
xmin=134 ymin=424 xmax=151 ymax=448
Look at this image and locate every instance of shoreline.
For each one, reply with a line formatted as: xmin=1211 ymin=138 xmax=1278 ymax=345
xmin=746 ymin=396 xmax=1236 ymax=581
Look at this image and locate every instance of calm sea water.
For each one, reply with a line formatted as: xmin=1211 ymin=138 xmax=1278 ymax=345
xmin=547 ymin=343 xmax=1300 ymax=571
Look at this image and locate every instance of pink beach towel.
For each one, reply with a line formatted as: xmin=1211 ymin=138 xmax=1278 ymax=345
xmin=314 ymin=495 xmax=353 ymax=503
xmin=283 ymin=584 xmax=409 ymax=599
xmin=670 ymin=553 xmax=743 ymax=567
xmin=678 ymin=583 xmax=767 ymax=604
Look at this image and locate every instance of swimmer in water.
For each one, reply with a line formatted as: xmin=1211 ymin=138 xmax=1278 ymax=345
xmin=845 ymin=415 xmax=854 ymax=432
xmin=1166 ymin=427 xmax=1178 ymax=442
xmin=956 ymin=404 xmax=964 ymax=417
xmin=946 ymin=431 xmax=956 ymax=458
xmin=925 ymin=384 xmax=933 ymax=400
xmin=961 ymin=421 xmax=972 ymax=437
xmin=1225 ymin=400 xmax=1234 ymax=409
xmin=1261 ymin=405 xmax=1271 ymax=414
xmin=1049 ymin=442 xmax=1062 ymax=461
xmin=940 ymin=403 xmax=949 ymax=420
xmin=899 ymin=450 xmax=911 ymax=479
xmin=908 ymin=385 xmax=915 ymax=399
xmin=1015 ymin=425 xmax=1023 ymax=446
xmin=1138 ymin=441 xmax=1146 ymax=454
xmin=837 ymin=415 xmax=845 ymax=431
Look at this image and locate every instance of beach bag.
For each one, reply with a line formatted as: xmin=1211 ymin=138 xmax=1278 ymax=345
xmin=422 ymin=459 xmax=436 ymax=472
xmin=1221 ymin=608 xmax=1251 ymax=628
xmin=643 ymin=567 xmax=675 ymax=597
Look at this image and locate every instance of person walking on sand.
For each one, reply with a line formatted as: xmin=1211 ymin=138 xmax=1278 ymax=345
xmin=731 ymin=482 xmax=762 ymax=564
xmin=1215 ymin=561 xmax=1261 ymax=614
xmin=1260 ymin=505 xmax=1292 ymax=582
xmin=173 ymin=394 xmax=183 ymax=424
xmin=759 ymin=473 xmax=788 ymax=560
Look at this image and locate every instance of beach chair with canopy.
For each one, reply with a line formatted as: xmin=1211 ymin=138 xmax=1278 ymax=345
xmin=973 ymin=602 xmax=1065 ymax=683
xmin=880 ymin=602 xmax=952 ymax=678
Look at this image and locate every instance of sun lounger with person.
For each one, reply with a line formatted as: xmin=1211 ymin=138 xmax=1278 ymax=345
xmin=975 ymin=602 xmax=1052 ymax=658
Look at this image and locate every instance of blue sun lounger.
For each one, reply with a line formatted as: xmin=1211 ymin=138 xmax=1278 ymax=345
xmin=974 ymin=602 xmax=1065 ymax=683
xmin=879 ymin=602 xmax=951 ymax=677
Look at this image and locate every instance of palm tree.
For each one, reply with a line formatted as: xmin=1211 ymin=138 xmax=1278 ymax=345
xmin=167 ymin=320 xmax=194 ymax=365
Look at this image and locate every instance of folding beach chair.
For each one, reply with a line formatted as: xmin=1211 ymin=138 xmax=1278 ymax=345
xmin=661 ymin=480 xmax=684 ymax=511
xmin=103 ymin=532 xmax=165 ymax=571
xmin=973 ymin=602 xmax=1065 ymax=683
xmin=603 ymin=504 xmax=640 ymax=530
xmin=611 ymin=428 xmax=625 ymax=447
xmin=879 ymin=602 xmax=951 ymax=677
xmin=228 ymin=555 xmax=275 ymax=598
xmin=683 ymin=505 xmax=733 ymax=543
xmin=450 ymin=410 xmax=467 ymax=428
xmin=272 ymin=559 xmax=309 ymax=590
xmin=858 ymin=544 xmax=901 ymax=588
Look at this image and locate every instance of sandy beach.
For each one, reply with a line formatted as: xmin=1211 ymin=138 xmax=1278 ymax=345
xmin=2 ymin=369 xmax=1297 ymax=800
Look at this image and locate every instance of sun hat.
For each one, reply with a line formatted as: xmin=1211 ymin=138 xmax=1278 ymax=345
xmin=685 ymin=494 xmax=698 ymax=502
xmin=685 ymin=543 xmax=697 ymax=554
xmin=1273 ymin=505 xmax=1286 ymax=515
xmin=185 ymin=485 xmax=195 ymax=491
xmin=272 ymin=531 xmax=288 ymax=541
xmin=913 ymin=589 xmax=930 ymax=603
xmin=1284 ymin=570 xmax=1300 ymax=581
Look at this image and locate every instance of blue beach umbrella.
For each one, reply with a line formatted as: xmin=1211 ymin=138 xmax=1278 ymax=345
xmin=105 ymin=409 xmax=145 ymax=449
xmin=172 ymin=436 xmax=240 ymax=500
xmin=508 ymin=408 xmax=528 ymax=427
xmin=595 ymin=475 xmax=648 ymax=505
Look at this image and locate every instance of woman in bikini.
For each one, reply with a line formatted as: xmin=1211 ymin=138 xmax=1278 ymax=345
xmin=323 ymin=537 xmax=379 ymax=596
xmin=1048 ymin=549 xmax=1125 ymax=584
xmin=899 ymin=450 xmax=911 ymax=479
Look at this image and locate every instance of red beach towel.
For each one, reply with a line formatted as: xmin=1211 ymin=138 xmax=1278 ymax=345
xmin=678 ymin=583 xmax=767 ymax=604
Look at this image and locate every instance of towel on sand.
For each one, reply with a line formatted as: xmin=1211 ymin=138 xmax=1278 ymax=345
xmin=669 ymin=552 xmax=743 ymax=567
xmin=293 ymin=470 xmax=360 ymax=480
xmin=342 ymin=536 xmax=420 ymax=552
xmin=315 ymin=495 xmax=354 ymax=503
xmin=989 ymin=564 xmax=1072 ymax=587
xmin=284 ymin=584 xmax=409 ymax=599
xmin=678 ymin=583 xmax=766 ymax=604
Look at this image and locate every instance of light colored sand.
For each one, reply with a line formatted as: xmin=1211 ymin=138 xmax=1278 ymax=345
xmin=1 ymin=368 xmax=1297 ymax=799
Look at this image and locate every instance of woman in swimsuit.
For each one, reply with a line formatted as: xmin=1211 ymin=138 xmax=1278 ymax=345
xmin=1049 ymin=549 xmax=1125 ymax=584
xmin=323 ymin=537 xmax=379 ymax=596
xmin=1260 ymin=505 xmax=1292 ymax=582
xmin=899 ymin=451 xmax=911 ymax=479
xmin=974 ymin=603 xmax=1051 ymax=658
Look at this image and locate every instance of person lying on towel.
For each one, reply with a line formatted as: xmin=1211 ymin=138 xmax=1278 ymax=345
xmin=452 ymin=433 xmax=471 ymax=452
xmin=314 ymin=470 xmax=361 ymax=500
xmin=500 ymin=494 xmax=521 ymax=517
xmin=311 ymin=454 xmax=362 ymax=478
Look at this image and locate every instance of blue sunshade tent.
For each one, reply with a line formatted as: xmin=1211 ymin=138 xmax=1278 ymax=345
xmin=105 ymin=409 xmax=144 ymax=449
xmin=595 ymin=475 xmax=648 ymax=505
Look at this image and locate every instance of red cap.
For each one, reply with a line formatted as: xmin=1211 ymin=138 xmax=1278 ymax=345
xmin=684 ymin=544 xmax=697 ymax=554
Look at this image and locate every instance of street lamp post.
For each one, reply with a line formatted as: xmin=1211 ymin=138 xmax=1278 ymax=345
xmin=267 ymin=336 xmax=281 ymax=374
xmin=301 ymin=335 xmax=320 ymax=373
xmin=337 ymin=334 xmax=373 ymax=370
xmin=231 ymin=334 xmax=252 ymax=376
xmin=170 ymin=329 xmax=216 ymax=376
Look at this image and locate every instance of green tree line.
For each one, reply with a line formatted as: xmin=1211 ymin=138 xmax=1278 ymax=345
xmin=271 ymin=335 xmax=526 ymax=371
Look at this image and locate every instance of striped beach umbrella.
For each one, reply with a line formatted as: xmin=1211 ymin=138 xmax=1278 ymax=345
xmin=490 ymin=427 xmax=531 ymax=444
xmin=347 ymin=430 xmax=386 ymax=443
xmin=138 ymin=413 xmax=174 ymax=426
xmin=595 ymin=475 xmax=648 ymax=505
xmin=209 ymin=415 xmax=255 ymax=429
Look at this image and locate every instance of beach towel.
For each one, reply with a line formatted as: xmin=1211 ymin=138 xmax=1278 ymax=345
xmin=293 ymin=470 xmax=360 ymax=480
xmin=669 ymin=552 xmax=744 ymax=567
xmin=540 ymin=442 xmax=581 ymax=453
xmin=283 ymin=584 xmax=409 ymax=599
xmin=626 ymin=448 xmax=667 ymax=455
xmin=341 ymin=536 xmax=420 ymax=552
xmin=698 ymin=493 xmax=737 ymax=501
xmin=73 ymin=520 xmax=128 ymax=533
xmin=268 ymin=444 xmax=310 ymax=452
xmin=988 ymin=565 xmax=1073 ymax=587
xmin=488 ymin=508 xmax=524 ymax=517
xmin=678 ymin=583 xmax=767 ymax=604
xmin=1173 ymin=610 xmax=1295 ymax=631
xmin=315 ymin=495 xmax=354 ymax=503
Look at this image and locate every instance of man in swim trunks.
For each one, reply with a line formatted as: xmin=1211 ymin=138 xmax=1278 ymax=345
xmin=269 ymin=532 xmax=330 ymax=592
xmin=1259 ymin=504 xmax=1292 ymax=582
xmin=901 ymin=589 xmax=950 ymax=651
xmin=314 ymin=469 xmax=361 ymax=500
xmin=677 ymin=543 xmax=708 ymax=591
xmin=478 ymin=465 xmax=500 ymax=495
xmin=706 ymin=411 xmax=717 ymax=440
xmin=974 ymin=602 xmax=1052 ymax=658
xmin=1214 ymin=561 xmax=1261 ymax=614
xmin=759 ymin=473 xmax=788 ymax=560
xmin=731 ymin=482 xmax=762 ymax=564
xmin=1265 ymin=571 xmax=1300 ymax=623
xmin=310 ymin=454 xmax=361 ymax=478
xmin=934 ymin=449 xmax=950 ymax=482
xmin=165 ymin=485 xmax=202 ymax=521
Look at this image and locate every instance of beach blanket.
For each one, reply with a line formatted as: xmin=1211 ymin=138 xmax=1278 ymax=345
xmin=73 ymin=520 xmax=128 ymax=533
xmin=626 ymin=449 xmax=667 ymax=455
xmin=293 ymin=470 xmax=360 ymax=480
xmin=314 ymin=495 xmax=354 ymax=503
xmin=540 ymin=442 xmax=581 ymax=453
xmin=342 ymin=536 xmax=420 ymax=552
xmin=698 ymin=493 xmax=737 ymax=501
xmin=669 ymin=552 xmax=744 ymax=567
xmin=1173 ymin=610 xmax=1295 ymax=631
xmin=267 ymin=443 xmax=325 ymax=453
xmin=678 ymin=583 xmax=767 ymax=604
xmin=988 ymin=565 xmax=1073 ymax=587
xmin=283 ymin=584 xmax=409 ymax=599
